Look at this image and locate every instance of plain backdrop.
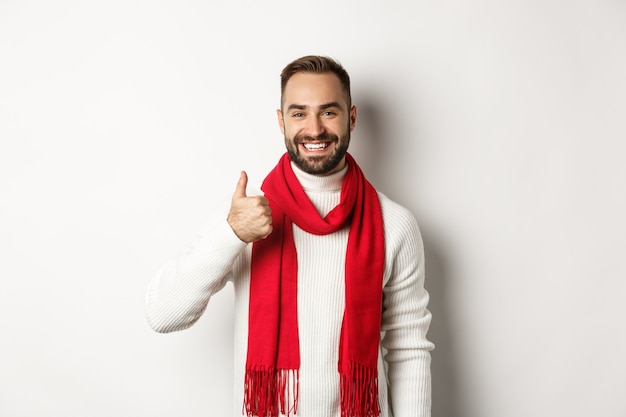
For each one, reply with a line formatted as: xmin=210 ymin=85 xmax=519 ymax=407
xmin=1 ymin=1 xmax=625 ymax=416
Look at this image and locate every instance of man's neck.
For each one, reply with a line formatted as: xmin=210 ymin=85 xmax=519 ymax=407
xmin=291 ymin=161 xmax=348 ymax=193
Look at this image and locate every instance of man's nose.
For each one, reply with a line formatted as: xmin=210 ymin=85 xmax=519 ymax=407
xmin=304 ymin=116 xmax=325 ymax=137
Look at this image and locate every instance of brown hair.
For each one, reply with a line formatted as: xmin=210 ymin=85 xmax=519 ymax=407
xmin=280 ymin=55 xmax=351 ymax=108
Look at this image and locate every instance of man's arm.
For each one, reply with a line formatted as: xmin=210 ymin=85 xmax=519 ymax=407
xmin=144 ymin=214 xmax=247 ymax=333
xmin=380 ymin=198 xmax=434 ymax=417
xmin=145 ymin=171 xmax=271 ymax=333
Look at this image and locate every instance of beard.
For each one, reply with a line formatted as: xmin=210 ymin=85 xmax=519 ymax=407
xmin=285 ymin=131 xmax=351 ymax=175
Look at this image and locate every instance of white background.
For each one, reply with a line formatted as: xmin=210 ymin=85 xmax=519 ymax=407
xmin=1 ymin=1 xmax=625 ymax=416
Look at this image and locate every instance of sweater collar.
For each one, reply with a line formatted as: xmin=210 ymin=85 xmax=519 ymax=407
xmin=291 ymin=161 xmax=348 ymax=193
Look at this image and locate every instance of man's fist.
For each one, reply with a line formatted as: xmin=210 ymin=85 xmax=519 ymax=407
xmin=227 ymin=171 xmax=273 ymax=243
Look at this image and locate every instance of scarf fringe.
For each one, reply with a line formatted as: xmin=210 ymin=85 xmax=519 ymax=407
xmin=243 ymin=367 xmax=299 ymax=417
xmin=340 ymin=361 xmax=380 ymax=417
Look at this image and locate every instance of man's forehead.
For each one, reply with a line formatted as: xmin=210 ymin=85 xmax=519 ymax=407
xmin=282 ymin=72 xmax=348 ymax=108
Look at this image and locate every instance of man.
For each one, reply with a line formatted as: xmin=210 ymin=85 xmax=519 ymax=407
xmin=145 ymin=55 xmax=434 ymax=417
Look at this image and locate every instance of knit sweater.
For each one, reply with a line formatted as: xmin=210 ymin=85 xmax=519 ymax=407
xmin=145 ymin=163 xmax=434 ymax=417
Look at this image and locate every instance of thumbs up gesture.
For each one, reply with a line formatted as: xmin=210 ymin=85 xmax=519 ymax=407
xmin=227 ymin=171 xmax=273 ymax=243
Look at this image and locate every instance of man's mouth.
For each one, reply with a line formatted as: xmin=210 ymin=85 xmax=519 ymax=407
xmin=302 ymin=142 xmax=331 ymax=151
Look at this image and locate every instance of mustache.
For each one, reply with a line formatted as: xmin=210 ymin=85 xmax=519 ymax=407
xmin=294 ymin=132 xmax=339 ymax=144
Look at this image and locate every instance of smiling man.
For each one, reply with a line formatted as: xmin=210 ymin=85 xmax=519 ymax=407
xmin=279 ymin=70 xmax=355 ymax=176
xmin=145 ymin=55 xmax=434 ymax=417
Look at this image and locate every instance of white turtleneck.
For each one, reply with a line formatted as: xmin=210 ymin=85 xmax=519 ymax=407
xmin=145 ymin=162 xmax=434 ymax=417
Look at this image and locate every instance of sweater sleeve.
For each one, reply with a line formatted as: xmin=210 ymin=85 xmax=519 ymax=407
xmin=380 ymin=197 xmax=434 ymax=417
xmin=145 ymin=211 xmax=248 ymax=334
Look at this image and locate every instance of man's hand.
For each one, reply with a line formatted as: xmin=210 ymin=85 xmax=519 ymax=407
xmin=227 ymin=171 xmax=273 ymax=243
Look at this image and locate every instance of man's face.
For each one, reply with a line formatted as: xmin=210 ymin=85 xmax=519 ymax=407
xmin=277 ymin=72 xmax=357 ymax=176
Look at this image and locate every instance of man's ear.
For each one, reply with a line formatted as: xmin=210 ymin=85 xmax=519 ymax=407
xmin=349 ymin=105 xmax=357 ymax=132
xmin=277 ymin=109 xmax=285 ymax=135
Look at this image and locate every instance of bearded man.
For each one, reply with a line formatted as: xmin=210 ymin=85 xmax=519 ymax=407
xmin=145 ymin=55 xmax=434 ymax=417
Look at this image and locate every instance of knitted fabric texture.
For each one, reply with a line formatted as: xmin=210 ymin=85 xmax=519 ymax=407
xmin=244 ymin=153 xmax=384 ymax=417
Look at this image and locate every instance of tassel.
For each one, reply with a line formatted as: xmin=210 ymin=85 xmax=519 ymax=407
xmin=340 ymin=361 xmax=380 ymax=417
xmin=244 ymin=367 xmax=299 ymax=417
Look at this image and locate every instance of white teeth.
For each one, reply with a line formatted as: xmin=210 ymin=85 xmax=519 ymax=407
xmin=303 ymin=143 xmax=329 ymax=150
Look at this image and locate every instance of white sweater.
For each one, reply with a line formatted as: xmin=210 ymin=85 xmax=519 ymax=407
xmin=145 ymin=163 xmax=434 ymax=417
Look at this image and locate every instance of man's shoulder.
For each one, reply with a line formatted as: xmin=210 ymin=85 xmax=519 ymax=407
xmin=377 ymin=192 xmax=419 ymax=227
xmin=376 ymin=192 xmax=424 ymax=256
xmin=378 ymin=191 xmax=415 ymax=219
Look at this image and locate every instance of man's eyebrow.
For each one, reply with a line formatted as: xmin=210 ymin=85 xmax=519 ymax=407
xmin=320 ymin=102 xmax=342 ymax=110
xmin=286 ymin=104 xmax=308 ymax=111
xmin=286 ymin=102 xmax=342 ymax=111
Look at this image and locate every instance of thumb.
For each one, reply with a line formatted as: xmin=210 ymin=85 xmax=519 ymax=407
xmin=232 ymin=171 xmax=248 ymax=199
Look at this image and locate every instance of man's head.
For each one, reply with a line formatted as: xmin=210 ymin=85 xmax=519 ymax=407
xmin=277 ymin=56 xmax=357 ymax=176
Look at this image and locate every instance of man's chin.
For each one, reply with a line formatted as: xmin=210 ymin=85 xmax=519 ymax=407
xmin=298 ymin=158 xmax=343 ymax=176
xmin=287 ymin=145 xmax=348 ymax=175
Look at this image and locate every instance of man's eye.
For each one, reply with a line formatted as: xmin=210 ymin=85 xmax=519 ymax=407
xmin=323 ymin=111 xmax=336 ymax=116
xmin=292 ymin=113 xmax=304 ymax=118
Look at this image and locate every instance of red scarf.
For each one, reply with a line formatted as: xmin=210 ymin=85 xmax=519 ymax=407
xmin=244 ymin=153 xmax=384 ymax=417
